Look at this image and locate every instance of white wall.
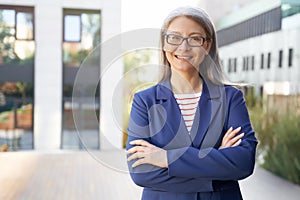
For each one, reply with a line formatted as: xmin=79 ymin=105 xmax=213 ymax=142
xmin=99 ymin=0 xmax=123 ymax=150
xmin=1 ymin=0 xmax=123 ymax=150
xmin=34 ymin=2 xmax=63 ymax=149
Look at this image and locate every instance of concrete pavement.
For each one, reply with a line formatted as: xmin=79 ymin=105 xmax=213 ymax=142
xmin=0 ymin=150 xmax=299 ymax=200
xmin=240 ymin=166 xmax=300 ymax=200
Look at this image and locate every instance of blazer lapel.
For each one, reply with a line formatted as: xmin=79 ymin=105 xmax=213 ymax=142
xmin=156 ymin=79 xmax=192 ymax=149
xmin=156 ymin=78 xmax=226 ymax=150
xmin=190 ymin=79 xmax=224 ymax=149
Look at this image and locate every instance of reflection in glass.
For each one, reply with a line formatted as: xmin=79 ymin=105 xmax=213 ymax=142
xmin=64 ymin=15 xmax=81 ymax=42
xmin=0 ymin=9 xmax=16 ymax=64
xmin=63 ymin=13 xmax=100 ymax=67
xmin=62 ymin=10 xmax=101 ymax=149
xmin=62 ymin=96 xmax=99 ymax=150
xmin=1 ymin=9 xmax=15 ymax=26
xmin=81 ymin=13 xmax=100 ymax=49
xmin=14 ymin=41 xmax=35 ymax=63
xmin=0 ymin=6 xmax=34 ymax=151
xmin=16 ymin=12 xmax=34 ymax=40
xmin=0 ymin=8 xmax=34 ymax=65
xmin=0 ymin=82 xmax=34 ymax=150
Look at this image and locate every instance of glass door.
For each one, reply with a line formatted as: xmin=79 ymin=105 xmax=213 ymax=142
xmin=61 ymin=9 xmax=101 ymax=149
xmin=0 ymin=5 xmax=35 ymax=151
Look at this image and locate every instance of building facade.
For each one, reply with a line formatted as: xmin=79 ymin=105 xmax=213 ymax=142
xmin=0 ymin=0 xmax=123 ymax=151
xmin=216 ymin=0 xmax=300 ymax=96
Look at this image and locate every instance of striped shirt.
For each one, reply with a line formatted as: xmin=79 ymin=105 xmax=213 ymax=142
xmin=174 ymin=92 xmax=201 ymax=133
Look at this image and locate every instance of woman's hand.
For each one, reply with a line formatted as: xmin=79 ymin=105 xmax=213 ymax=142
xmin=219 ymin=127 xmax=244 ymax=149
xmin=127 ymin=140 xmax=168 ymax=168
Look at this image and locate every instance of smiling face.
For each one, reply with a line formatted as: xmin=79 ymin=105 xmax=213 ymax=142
xmin=163 ymin=16 xmax=211 ymax=75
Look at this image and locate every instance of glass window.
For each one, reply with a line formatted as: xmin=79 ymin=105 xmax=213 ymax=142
xmin=288 ymin=48 xmax=293 ymax=67
xmin=246 ymin=56 xmax=249 ymax=71
xmin=267 ymin=52 xmax=271 ymax=69
xmin=64 ymin=15 xmax=81 ymax=42
xmin=278 ymin=50 xmax=283 ymax=68
xmin=0 ymin=5 xmax=34 ymax=151
xmin=0 ymin=7 xmax=34 ymax=65
xmin=228 ymin=59 xmax=231 ymax=73
xmin=233 ymin=58 xmax=237 ymax=72
xmin=62 ymin=9 xmax=101 ymax=150
xmin=260 ymin=54 xmax=264 ymax=69
xmin=63 ymin=12 xmax=100 ymax=67
xmin=16 ymin=12 xmax=34 ymax=40
xmin=251 ymin=56 xmax=255 ymax=71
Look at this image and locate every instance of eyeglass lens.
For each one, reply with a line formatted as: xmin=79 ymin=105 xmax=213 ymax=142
xmin=166 ymin=34 xmax=205 ymax=47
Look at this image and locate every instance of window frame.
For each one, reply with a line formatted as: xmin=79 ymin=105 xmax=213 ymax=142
xmin=0 ymin=5 xmax=35 ymax=41
xmin=62 ymin=9 xmax=101 ymax=43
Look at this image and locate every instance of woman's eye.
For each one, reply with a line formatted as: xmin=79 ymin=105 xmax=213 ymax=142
xmin=171 ymin=35 xmax=181 ymax=40
xmin=191 ymin=36 xmax=202 ymax=42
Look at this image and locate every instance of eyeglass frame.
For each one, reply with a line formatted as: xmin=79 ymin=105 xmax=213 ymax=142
xmin=164 ymin=33 xmax=211 ymax=47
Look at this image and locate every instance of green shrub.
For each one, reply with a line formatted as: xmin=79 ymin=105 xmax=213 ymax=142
xmin=249 ymin=104 xmax=300 ymax=185
xmin=262 ymin=113 xmax=300 ymax=184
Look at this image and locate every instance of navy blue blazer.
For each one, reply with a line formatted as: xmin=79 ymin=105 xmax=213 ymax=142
xmin=126 ymin=78 xmax=257 ymax=200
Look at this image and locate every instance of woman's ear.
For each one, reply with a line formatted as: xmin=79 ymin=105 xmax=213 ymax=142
xmin=204 ymin=39 xmax=212 ymax=55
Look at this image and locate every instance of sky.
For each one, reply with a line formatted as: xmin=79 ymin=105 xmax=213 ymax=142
xmin=121 ymin=0 xmax=200 ymax=32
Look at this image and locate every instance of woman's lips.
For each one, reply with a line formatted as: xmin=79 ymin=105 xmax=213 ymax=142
xmin=175 ymin=55 xmax=192 ymax=62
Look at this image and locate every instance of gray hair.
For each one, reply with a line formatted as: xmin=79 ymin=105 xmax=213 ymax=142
xmin=159 ymin=6 xmax=229 ymax=86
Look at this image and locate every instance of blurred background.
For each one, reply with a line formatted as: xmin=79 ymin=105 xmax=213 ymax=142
xmin=0 ymin=0 xmax=299 ymax=199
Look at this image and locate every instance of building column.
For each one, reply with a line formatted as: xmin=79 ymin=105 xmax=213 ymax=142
xmin=100 ymin=0 xmax=123 ymax=149
xmin=34 ymin=3 xmax=62 ymax=150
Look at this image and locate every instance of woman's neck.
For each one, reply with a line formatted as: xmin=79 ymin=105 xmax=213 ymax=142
xmin=170 ymin=69 xmax=202 ymax=94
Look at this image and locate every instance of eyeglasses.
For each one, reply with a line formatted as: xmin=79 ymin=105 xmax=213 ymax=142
xmin=165 ymin=33 xmax=210 ymax=47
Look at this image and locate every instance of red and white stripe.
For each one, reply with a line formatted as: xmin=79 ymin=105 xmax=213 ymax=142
xmin=174 ymin=92 xmax=201 ymax=133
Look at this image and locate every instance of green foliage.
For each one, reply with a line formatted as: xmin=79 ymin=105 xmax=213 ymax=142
xmin=0 ymin=110 xmax=10 ymax=122
xmin=71 ymin=49 xmax=90 ymax=65
xmin=0 ymin=11 xmax=34 ymax=65
xmin=122 ymin=50 xmax=157 ymax=148
xmin=245 ymin=86 xmax=260 ymax=108
xmin=19 ymin=54 xmax=34 ymax=65
xmin=0 ymin=82 xmax=33 ymax=99
xmin=248 ymin=94 xmax=300 ymax=185
xmin=0 ymin=12 xmax=18 ymax=64
xmin=124 ymin=50 xmax=153 ymax=73
xmin=262 ymin=113 xmax=300 ymax=184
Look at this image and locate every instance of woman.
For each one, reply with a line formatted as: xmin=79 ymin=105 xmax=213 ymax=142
xmin=126 ymin=6 xmax=257 ymax=200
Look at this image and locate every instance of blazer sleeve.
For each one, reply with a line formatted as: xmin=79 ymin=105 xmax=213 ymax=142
xmin=167 ymin=89 xmax=258 ymax=180
xmin=126 ymin=93 xmax=213 ymax=193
